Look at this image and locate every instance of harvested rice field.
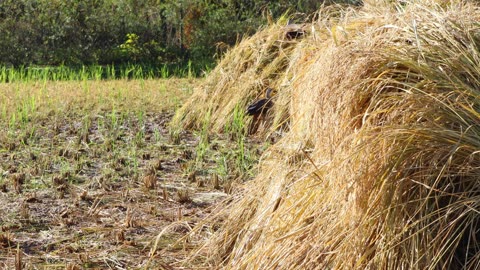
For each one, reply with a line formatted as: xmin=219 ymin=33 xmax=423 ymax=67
xmin=0 ymin=78 xmax=266 ymax=269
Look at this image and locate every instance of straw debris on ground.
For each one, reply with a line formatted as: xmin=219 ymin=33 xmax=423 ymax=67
xmin=174 ymin=1 xmax=480 ymax=269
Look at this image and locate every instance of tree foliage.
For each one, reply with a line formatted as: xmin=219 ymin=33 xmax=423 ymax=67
xmin=0 ymin=0 xmax=360 ymax=68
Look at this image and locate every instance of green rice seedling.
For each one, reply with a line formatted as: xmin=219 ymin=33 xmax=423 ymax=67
xmin=160 ymin=64 xmax=169 ymax=79
xmin=52 ymin=66 xmax=62 ymax=81
xmin=79 ymin=115 xmax=92 ymax=143
xmin=0 ymin=63 xmax=199 ymax=83
xmin=134 ymin=65 xmax=143 ymax=79
xmin=146 ymin=68 xmax=155 ymax=79
xmin=17 ymin=105 xmax=28 ymax=126
xmin=187 ymin=60 xmax=193 ymax=79
xmin=64 ymin=66 xmax=75 ymax=81
xmin=215 ymin=155 xmax=229 ymax=179
xmin=16 ymin=96 xmax=37 ymax=126
xmin=57 ymin=159 xmax=73 ymax=179
xmin=50 ymin=68 xmax=58 ymax=81
xmin=233 ymin=137 xmax=256 ymax=177
xmin=8 ymin=67 xmax=16 ymax=82
xmin=201 ymin=64 xmax=213 ymax=77
xmin=8 ymin=113 xmax=16 ymax=131
xmin=123 ymin=146 xmax=140 ymax=176
xmin=107 ymin=64 xmax=116 ymax=80
xmin=17 ymin=66 xmax=26 ymax=82
xmin=153 ymin=127 xmax=162 ymax=143
xmin=17 ymin=124 xmax=37 ymax=146
xmin=169 ymin=129 xmax=181 ymax=144
xmin=224 ymin=104 xmax=247 ymax=141
xmin=0 ymin=66 xmax=6 ymax=83
xmin=174 ymin=65 xmax=188 ymax=78
xmin=135 ymin=130 xmax=145 ymax=147
xmin=222 ymin=104 xmax=259 ymax=176
xmin=108 ymin=108 xmax=119 ymax=131
xmin=41 ymin=68 xmax=49 ymax=83
xmin=121 ymin=64 xmax=135 ymax=79
xmin=92 ymin=65 xmax=103 ymax=80
xmin=80 ymin=66 xmax=88 ymax=81
xmin=194 ymin=135 xmax=209 ymax=168
xmin=194 ymin=110 xmax=211 ymax=167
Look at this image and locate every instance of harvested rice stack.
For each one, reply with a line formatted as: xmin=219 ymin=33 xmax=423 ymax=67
xmin=171 ymin=17 xmax=305 ymax=135
xmin=178 ymin=1 xmax=480 ymax=269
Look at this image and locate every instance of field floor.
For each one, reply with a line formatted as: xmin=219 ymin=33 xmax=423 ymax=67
xmin=0 ymin=79 xmax=264 ymax=269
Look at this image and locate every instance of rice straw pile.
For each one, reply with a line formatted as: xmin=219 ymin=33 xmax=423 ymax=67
xmin=174 ymin=1 xmax=480 ymax=269
xmin=170 ymin=14 xmax=298 ymax=134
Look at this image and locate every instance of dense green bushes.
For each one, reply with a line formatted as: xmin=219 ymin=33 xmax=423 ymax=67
xmin=0 ymin=0 xmax=360 ymax=72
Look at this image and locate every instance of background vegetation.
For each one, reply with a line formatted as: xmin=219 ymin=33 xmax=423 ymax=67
xmin=0 ymin=0 xmax=360 ymax=74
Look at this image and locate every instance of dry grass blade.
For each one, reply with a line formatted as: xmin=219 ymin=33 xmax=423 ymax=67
xmin=15 ymin=244 xmax=22 ymax=270
xmin=146 ymin=221 xmax=193 ymax=269
xmin=176 ymin=189 xmax=192 ymax=204
xmin=143 ymin=174 xmax=157 ymax=190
